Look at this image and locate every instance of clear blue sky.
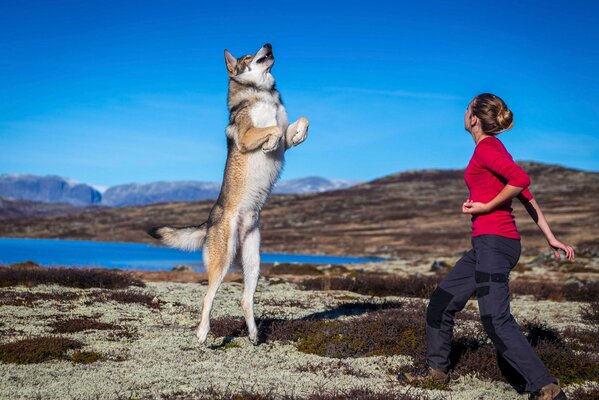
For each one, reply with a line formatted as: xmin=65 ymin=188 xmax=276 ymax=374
xmin=1 ymin=0 xmax=598 ymax=187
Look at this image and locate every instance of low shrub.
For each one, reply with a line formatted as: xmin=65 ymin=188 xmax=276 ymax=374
xmin=302 ymin=275 xmax=439 ymax=298
xmin=70 ymin=350 xmax=105 ymax=363
xmin=0 ymin=263 xmax=144 ymax=289
xmin=0 ymin=336 xmax=83 ymax=364
xmin=163 ymin=386 xmax=433 ymax=400
xmin=0 ymin=290 xmax=79 ymax=306
xmin=510 ymin=280 xmax=599 ymax=302
xmin=50 ymin=317 xmax=119 ymax=334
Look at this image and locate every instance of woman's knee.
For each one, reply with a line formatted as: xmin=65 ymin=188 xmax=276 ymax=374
xmin=426 ymin=286 xmax=455 ymax=329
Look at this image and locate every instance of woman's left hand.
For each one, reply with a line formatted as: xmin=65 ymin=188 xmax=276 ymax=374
xmin=548 ymin=238 xmax=576 ymax=261
xmin=462 ymin=200 xmax=490 ymax=215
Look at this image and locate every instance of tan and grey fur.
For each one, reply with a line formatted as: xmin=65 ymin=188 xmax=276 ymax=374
xmin=148 ymin=44 xmax=309 ymax=345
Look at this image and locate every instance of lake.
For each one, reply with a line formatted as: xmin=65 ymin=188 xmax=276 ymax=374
xmin=0 ymin=238 xmax=382 ymax=271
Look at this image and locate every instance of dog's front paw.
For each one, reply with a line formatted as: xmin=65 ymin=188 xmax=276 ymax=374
xmin=248 ymin=329 xmax=259 ymax=345
xmin=262 ymin=134 xmax=281 ymax=153
xmin=292 ymin=117 xmax=309 ymax=145
xmin=196 ymin=325 xmax=210 ymax=345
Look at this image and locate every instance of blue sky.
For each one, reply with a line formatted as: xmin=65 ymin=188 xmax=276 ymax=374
xmin=1 ymin=0 xmax=598 ymax=187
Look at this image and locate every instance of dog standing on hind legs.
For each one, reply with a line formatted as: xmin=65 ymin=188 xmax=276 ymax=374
xmin=148 ymin=43 xmax=309 ymax=345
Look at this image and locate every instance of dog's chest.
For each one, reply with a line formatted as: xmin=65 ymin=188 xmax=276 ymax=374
xmin=250 ymin=101 xmax=288 ymax=131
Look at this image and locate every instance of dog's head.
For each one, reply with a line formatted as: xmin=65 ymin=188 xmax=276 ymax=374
xmin=224 ymin=43 xmax=275 ymax=89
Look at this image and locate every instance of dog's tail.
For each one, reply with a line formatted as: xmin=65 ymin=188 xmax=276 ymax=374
xmin=147 ymin=223 xmax=207 ymax=251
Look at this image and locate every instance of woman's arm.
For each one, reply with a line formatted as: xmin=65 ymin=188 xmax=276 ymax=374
xmin=463 ymin=140 xmax=532 ymax=215
xmin=462 ymin=184 xmax=523 ymax=214
xmin=522 ymin=198 xmax=575 ymax=260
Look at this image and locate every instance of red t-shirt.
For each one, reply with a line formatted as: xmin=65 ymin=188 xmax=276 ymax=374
xmin=464 ymin=136 xmax=533 ymax=239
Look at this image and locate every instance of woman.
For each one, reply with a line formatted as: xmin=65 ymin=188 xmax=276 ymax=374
xmin=399 ymin=93 xmax=575 ymax=400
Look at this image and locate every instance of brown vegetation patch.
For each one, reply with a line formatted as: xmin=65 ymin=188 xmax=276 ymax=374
xmin=164 ymin=386 xmax=432 ymax=400
xmin=294 ymin=309 xmax=425 ymax=359
xmin=266 ymin=263 xmax=324 ymax=276
xmin=70 ymin=350 xmax=105 ymax=363
xmin=448 ymin=321 xmax=599 ymax=387
xmin=0 ymin=288 xmax=159 ymax=309
xmin=212 ymin=301 xmax=434 ymax=359
xmin=0 ymin=290 xmax=79 ymax=306
xmin=259 ymin=298 xmax=311 ymax=308
xmin=302 ymin=274 xmax=439 ymax=298
xmin=213 ymin=300 xmax=598 ymax=387
xmin=0 ymin=263 xmax=144 ymax=289
xmin=0 ymin=336 xmax=83 ymax=364
xmin=50 ymin=317 xmax=120 ymax=333
xmin=561 ymin=302 xmax=599 ymax=352
xmin=303 ymin=272 xmax=599 ymax=303
xmin=566 ymin=386 xmax=599 ymax=400
xmin=510 ymin=280 xmax=599 ymax=302
xmin=94 ymin=289 xmax=160 ymax=309
xmin=581 ymin=301 xmax=599 ymax=325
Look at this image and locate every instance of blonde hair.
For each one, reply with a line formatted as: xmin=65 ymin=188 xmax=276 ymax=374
xmin=472 ymin=93 xmax=514 ymax=134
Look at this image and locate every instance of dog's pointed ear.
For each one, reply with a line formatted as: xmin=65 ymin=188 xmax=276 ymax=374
xmin=224 ymin=50 xmax=237 ymax=74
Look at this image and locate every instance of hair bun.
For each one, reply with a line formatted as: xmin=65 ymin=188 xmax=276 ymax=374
xmin=472 ymin=93 xmax=514 ymax=135
xmin=496 ymin=106 xmax=514 ymax=131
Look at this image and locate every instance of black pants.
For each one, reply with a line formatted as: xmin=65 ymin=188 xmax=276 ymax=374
xmin=425 ymin=234 xmax=555 ymax=392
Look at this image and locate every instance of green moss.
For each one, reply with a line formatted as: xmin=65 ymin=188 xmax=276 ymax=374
xmin=222 ymin=342 xmax=241 ymax=350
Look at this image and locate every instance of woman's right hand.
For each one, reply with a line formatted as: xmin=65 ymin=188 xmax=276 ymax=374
xmin=462 ymin=199 xmax=473 ymax=213
xmin=548 ymin=238 xmax=576 ymax=261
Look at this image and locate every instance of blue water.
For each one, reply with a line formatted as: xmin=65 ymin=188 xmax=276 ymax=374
xmin=0 ymin=238 xmax=381 ymax=271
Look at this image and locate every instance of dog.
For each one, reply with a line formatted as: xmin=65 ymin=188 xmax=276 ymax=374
xmin=148 ymin=43 xmax=309 ymax=345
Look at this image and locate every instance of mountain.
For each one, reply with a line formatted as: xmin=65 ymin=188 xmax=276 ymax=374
xmin=103 ymin=177 xmax=358 ymax=206
xmin=1 ymin=162 xmax=597 ymax=257
xmin=0 ymin=174 xmax=358 ymax=207
xmin=0 ymin=174 xmax=102 ymax=206
xmin=102 ymin=181 xmax=222 ymax=207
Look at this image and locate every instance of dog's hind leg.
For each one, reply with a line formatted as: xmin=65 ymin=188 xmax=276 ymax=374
xmin=240 ymin=223 xmax=261 ymax=344
xmin=196 ymin=216 xmax=237 ymax=345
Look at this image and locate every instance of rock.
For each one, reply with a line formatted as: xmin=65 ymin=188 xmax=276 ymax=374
xmin=564 ymin=276 xmax=584 ymax=287
xmin=172 ymin=264 xmax=193 ymax=272
xmin=430 ymin=260 xmax=451 ymax=272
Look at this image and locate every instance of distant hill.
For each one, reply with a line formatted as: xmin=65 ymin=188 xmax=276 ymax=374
xmin=0 ymin=174 xmax=359 ymax=207
xmin=1 ymin=162 xmax=596 ymax=257
xmin=102 ymin=181 xmax=222 ymax=207
xmin=0 ymin=196 xmax=84 ymax=220
xmin=0 ymin=174 xmax=102 ymax=206
xmin=273 ymin=177 xmax=358 ymax=195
